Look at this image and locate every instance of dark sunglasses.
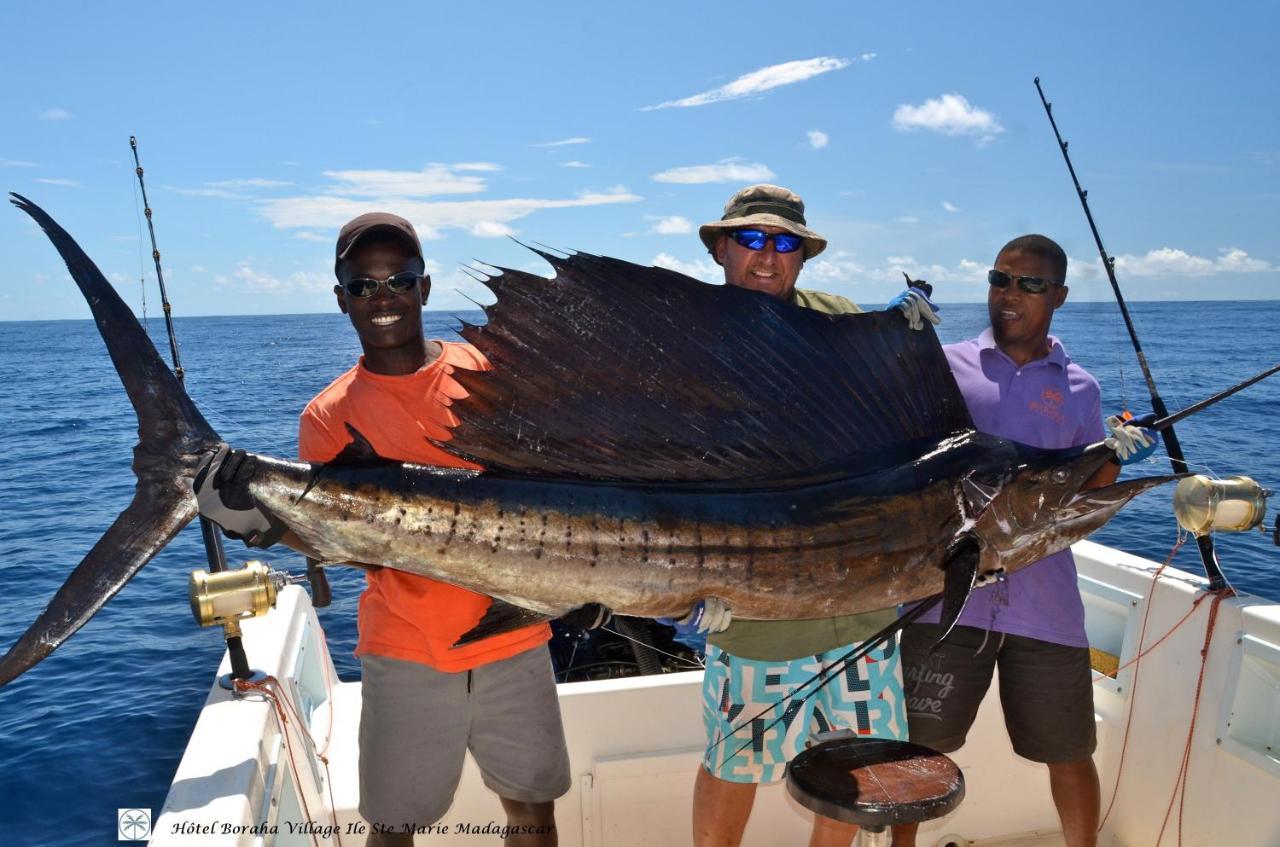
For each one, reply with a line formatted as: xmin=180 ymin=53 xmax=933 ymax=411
xmin=988 ymin=269 xmax=1057 ymax=294
xmin=343 ymin=271 xmax=421 ymax=298
xmin=730 ymin=229 xmax=805 ymax=254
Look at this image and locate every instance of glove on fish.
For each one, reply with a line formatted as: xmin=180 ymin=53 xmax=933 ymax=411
xmin=886 ymin=286 xmax=941 ymax=331
xmin=193 ymin=445 xmax=288 ymax=548
xmin=658 ymin=597 xmax=732 ymax=637
xmin=559 ymin=603 xmax=612 ymax=630
xmin=1104 ymin=413 xmax=1159 ymax=465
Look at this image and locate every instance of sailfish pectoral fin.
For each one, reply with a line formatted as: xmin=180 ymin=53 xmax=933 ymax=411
xmin=933 ymin=536 xmax=981 ymax=649
xmin=0 ymin=485 xmax=197 ymax=687
xmin=453 ymin=598 xmax=555 ymax=647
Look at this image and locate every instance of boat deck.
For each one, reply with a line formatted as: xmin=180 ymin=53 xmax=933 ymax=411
xmin=154 ymin=541 xmax=1280 ymax=845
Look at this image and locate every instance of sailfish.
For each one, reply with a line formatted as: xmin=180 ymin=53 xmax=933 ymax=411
xmin=1 ymin=193 xmax=1275 ymax=687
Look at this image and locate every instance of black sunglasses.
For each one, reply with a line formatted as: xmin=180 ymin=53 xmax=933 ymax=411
xmin=343 ymin=271 xmax=422 ymax=298
xmin=730 ymin=229 xmax=805 ymax=254
xmin=988 ymin=269 xmax=1057 ymax=295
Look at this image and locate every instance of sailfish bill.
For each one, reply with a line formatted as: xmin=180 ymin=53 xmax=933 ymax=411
xmin=1 ymin=192 xmax=1274 ymax=689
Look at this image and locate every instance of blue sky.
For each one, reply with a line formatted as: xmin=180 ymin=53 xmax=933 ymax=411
xmin=2 ymin=1 xmax=1277 ymax=321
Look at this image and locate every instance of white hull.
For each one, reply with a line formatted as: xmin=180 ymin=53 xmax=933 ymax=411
xmin=153 ymin=540 xmax=1280 ymax=846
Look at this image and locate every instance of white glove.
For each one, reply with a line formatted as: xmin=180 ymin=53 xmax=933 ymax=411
xmin=678 ymin=597 xmax=733 ymax=634
xmin=1104 ymin=415 xmax=1155 ymax=462
xmin=887 ymin=287 xmax=941 ymax=331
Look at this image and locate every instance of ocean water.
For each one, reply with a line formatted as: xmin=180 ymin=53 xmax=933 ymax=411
xmin=0 ymin=302 xmax=1277 ymax=845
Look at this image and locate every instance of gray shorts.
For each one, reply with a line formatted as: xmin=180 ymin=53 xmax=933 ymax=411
xmin=358 ymin=645 xmax=571 ymax=829
xmin=901 ymin=623 xmax=1096 ymax=764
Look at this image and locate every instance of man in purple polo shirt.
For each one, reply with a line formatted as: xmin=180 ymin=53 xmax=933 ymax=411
xmin=892 ymin=234 xmax=1152 ymax=847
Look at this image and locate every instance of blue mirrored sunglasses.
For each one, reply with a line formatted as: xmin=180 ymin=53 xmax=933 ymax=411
xmin=730 ymin=229 xmax=805 ymax=254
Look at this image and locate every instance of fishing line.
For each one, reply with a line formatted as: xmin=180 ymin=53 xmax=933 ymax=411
xmin=602 ymin=624 xmax=704 ymax=671
xmin=130 ymin=170 xmax=147 ymax=324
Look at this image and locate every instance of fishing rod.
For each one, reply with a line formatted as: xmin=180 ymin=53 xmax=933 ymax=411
xmin=1033 ymin=78 xmax=1229 ymax=591
xmin=130 ymin=137 xmax=256 ymax=681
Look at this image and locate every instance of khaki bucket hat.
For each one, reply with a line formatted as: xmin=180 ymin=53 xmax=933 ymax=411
xmin=698 ymin=183 xmax=827 ymax=260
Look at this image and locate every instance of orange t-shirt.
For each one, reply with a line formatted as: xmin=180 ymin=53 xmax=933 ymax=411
xmin=298 ymin=340 xmax=551 ymax=672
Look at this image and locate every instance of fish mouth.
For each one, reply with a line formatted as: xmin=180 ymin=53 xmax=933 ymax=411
xmin=1060 ymin=473 xmax=1184 ymax=520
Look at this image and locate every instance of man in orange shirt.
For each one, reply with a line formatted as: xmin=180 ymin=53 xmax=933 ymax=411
xmin=197 ymin=212 xmax=572 ymax=846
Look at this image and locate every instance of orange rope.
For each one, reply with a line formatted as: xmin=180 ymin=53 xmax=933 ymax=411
xmin=1157 ymin=589 xmax=1232 ymax=847
xmin=236 ymin=674 xmax=345 ymax=846
xmin=1098 ymin=537 xmax=1183 ymax=831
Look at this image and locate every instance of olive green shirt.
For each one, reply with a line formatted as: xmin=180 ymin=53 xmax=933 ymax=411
xmin=706 ymin=286 xmax=898 ymax=660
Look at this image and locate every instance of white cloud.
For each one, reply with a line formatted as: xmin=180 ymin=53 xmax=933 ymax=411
xmin=35 ymin=177 xmax=79 ymax=187
xmin=650 ymin=216 xmax=693 ymax=235
xmin=205 ymin=178 xmax=294 ymax=189
xmin=896 ymin=216 xmax=919 ymax=224
xmin=807 ymin=130 xmax=829 ymax=150
xmin=260 ymin=188 xmax=642 ymax=237
xmin=941 ymin=201 xmax=959 ymax=213
xmin=532 ymin=137 xmax=591 ymax=147
xmin=860 ymin=52 xmax=877 ymax=62
xmin=453 ymin=162 xmax=502 ymax=172
xmin=806 ymin=252 xmax=868 ymax=282
xmin=323 ymin=165 xmax=488 ymax=197
xmin=652 ymin=158 xmax=775 ymax=184
xmin=652 ymin=252 xmax=721 ymax=282
xmin=893 ymin=94 xmax=1004 ymax=139
xmin=560 ymin=160 xmax=591 ymax=168
xmin=469 ymin=221 xmax=516 ymax=238
xmin=0 ymin=159 xmax=38 ymax=167
xmin=810 ymin=251 xmax=986 ymax=287
xmin=215 ymin=262 xmax=331 ymax=294
xmin=1110 ymin=247 xmax=1272 ymax=276
xmin=294 ymin=231 xmax=328 ymax=242
xmin=39 ymin=107 xmax=71 ymax=121
xmin=172 ymin=177 xmax=294 ymax=199
xmin=643 ymin=57 xmax=851 ymax=110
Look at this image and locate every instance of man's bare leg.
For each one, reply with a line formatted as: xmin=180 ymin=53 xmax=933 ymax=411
xmin=809 ymin=814 xmax=859 ymax=847
xmin=499 ymin=797 xmax=557 ymax=847
xmin=1047 ymin=758 xmax=1100 ymax=847
xmin=693 ymin=766 xmax=759 ymax=847
xmin=366 ymin=830 xmax=412 ymax=847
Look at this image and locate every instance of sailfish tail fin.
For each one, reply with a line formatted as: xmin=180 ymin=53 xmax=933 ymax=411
xmin=0 ymin=195 xmax=220 ymax=687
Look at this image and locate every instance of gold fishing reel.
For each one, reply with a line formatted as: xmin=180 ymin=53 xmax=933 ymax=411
xmin=189 ymin=560 xmax=296 ymax=690
xmin=1173 ymin=475 xmax=1270 ymax=536
xmin=188 ymin=560 xmax=288 ymax=631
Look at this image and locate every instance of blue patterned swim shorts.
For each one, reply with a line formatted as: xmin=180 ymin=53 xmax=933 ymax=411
xmin=701 ymin=636 xmax=906 ymax=783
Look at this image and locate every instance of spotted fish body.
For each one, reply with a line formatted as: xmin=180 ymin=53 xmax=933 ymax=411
xmin=0 ymin=193 xmax=1260 ymax=686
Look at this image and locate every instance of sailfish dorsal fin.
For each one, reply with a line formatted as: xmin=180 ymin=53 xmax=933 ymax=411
xmin=441 ymin=251 xmax=974 ymax=483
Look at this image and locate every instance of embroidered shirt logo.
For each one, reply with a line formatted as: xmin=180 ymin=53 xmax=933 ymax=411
xmin=1028 ymin=386 xmax=1065 ymax=424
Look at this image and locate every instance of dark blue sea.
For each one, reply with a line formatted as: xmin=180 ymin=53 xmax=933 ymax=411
xmin=0 ymin=303 xmax=1277 ymax=845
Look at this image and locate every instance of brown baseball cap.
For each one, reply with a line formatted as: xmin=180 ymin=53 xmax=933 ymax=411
xmin=334 ymin=212 xmax=422 ymax=272
xmin=698 ymin=183 xmax=827 ymax=260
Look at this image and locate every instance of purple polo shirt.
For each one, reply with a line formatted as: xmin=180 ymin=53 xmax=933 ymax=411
xmin=914 ymin=328 xmax=1105 ymax=647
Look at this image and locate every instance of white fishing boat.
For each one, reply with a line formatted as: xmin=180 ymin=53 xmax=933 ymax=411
xmin=151 ymin=528 xmax=1280 ymax=846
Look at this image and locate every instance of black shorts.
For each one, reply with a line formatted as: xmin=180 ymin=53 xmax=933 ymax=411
xmin=900 ymin=623 xmax=1096 ymax=764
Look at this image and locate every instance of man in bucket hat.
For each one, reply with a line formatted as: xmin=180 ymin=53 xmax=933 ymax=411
xmin=684 ymin=184 xmax=938 ymax=847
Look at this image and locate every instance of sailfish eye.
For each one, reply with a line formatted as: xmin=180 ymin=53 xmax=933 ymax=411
xmin=1051 ymin=467 xmax=1070 ymax=484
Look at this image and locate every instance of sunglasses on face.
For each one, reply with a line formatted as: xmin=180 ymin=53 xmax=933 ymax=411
xmin=342 ymin=271 xmax=421 ymax=298
xmin=730 ymin=229 xmax=805 ymax=254
xmin=988 ymin=268 xmax=1057 ymax=295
